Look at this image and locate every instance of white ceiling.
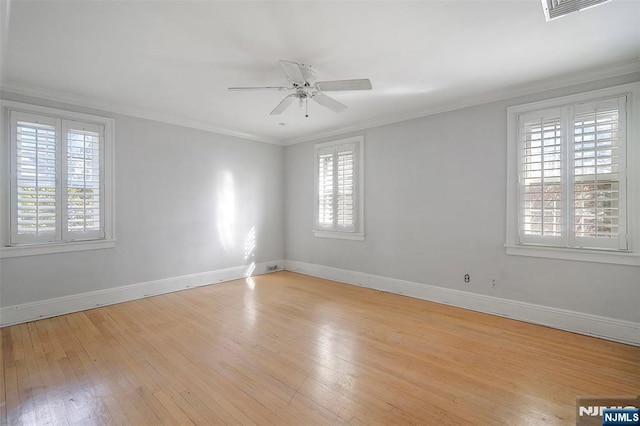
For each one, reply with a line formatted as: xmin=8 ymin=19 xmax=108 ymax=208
xmin=2 ymin=0 xmax=640 ymax=145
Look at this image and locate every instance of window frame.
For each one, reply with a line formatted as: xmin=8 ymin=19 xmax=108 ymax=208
xmin=1 ymin=101 xmax=115 ymax=258
xmin=506 ymin=82 xmax=640 ymax=266
xmin=313 ymin=135 xmax=365 ymax=241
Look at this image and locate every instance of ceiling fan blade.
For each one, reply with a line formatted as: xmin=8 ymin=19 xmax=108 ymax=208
xmin=279 ymin=60 xmax=307 ymax=85
xmin=312 ymin=92 xmax=347 ymax=113
xmin=270 ymin=94 xmax=297 ymax=115
xmin=228 ymin=86 xmax=289 ymax=91
xmin=316 ymin=79 xmax=372 ymax=91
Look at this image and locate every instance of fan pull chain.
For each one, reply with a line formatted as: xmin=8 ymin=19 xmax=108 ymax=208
xmin=305 ymin=97 xmax=309 ymax=118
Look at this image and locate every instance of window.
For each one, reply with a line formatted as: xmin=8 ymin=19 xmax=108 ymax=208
xmin=314 ymin=136 xmax=364 ymax=240
xmin=1 ymin=102 xmax=115 ymax=257
xmin=506 ymin=83 xmax=640 ymax=265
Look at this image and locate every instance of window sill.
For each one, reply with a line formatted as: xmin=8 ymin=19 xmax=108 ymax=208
xmin=1 ymin=239 xmax=116 ymax=259
xmin=505 ymin=244 xmax=640 ymax=266
xmin=313 ymin=230 xmax=365 ymax=241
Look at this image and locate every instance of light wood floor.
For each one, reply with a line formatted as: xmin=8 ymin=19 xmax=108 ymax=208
xmin=1 ymin=271 xmax=639 ymax=425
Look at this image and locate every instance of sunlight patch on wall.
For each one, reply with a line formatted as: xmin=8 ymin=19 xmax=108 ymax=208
xmin=245 ymin=261 xmax=256 ymax=278
xmin=245 ymin=226 xmax=256 ymax=278
xmin=216 ymin=171 xmax=236 ymax=251
xmin=244 ymin=226 xmax=256 ymax=261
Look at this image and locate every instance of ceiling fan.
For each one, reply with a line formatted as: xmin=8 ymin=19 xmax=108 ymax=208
xmin=229 ymin=60 xmax=372 ymax=117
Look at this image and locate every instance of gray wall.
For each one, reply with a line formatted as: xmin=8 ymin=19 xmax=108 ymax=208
xmin=0 ymin=94 xmax=285 ymax=307
xmin=285 ymin=73 xmax=640 ymax=323
xmin=2 ymin=73 xmax=639 ymax=324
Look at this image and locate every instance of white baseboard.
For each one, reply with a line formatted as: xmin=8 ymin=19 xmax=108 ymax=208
xmin=284 ymin=260 xmax=640 ymax=347
xmin=4 ymin=259 xmax=637 ymax=347
xmin=0 ymin=260 xmax=284 ymax=327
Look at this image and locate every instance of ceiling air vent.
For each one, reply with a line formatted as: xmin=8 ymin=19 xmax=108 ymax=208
xmin=541 ymin=0 xmax=613 ymax=21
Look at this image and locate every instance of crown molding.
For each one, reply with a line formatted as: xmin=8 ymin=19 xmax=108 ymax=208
xmin=0 ymin=80 xmax=284 ymax=146
xmin=283 ymin=58 xmax=640 ymax=145
xmin=3 ymin=58 xmax=639 ymax=147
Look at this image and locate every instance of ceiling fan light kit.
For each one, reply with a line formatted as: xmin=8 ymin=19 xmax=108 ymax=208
xmin=229 ymin=60 xmax=372 ymax=117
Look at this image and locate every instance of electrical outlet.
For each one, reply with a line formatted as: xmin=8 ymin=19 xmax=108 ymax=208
xmin=464 ymin=274 xmax=470 ymax=283
xmin=490 ymin=276 xmax=497 ymax=287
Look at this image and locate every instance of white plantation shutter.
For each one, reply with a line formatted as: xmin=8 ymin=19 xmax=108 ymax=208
xmin=317 ymin=148 xmax=334 ymax=228
xmin=10 ymin=112 xmax=58 ymax=244
xmin=314 ymin=137 xmax=363 ymax=237
xmin=519 ymin=110 xmax=563 ymax=245
xmin=572 ymin=97 xmax=626 ymax=249
xmin=8 ymin=109 xmax=108 ymax=246
xmin=517 ymin=96 xmax=627 ymax=250
xmin=63 ymin=121 xmax=104 ymax=240
xmin=336 ymin=144 xmax=355 ymax=230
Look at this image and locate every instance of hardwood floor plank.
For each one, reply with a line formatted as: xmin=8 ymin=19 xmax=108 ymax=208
xmin=1 ymin=271 xmax=639 ymax=425
xmin=2 ymin=360 xmax=18 ymax=425
xmin=27 ymin=322 xmax=67 ymax=425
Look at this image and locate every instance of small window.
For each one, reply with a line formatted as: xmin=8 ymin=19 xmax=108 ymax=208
xmin=2 ymin=102 xmax=115 ymax=257
xmin=506 ymin=83 xmax=640 ymax=266
xmin=313 ymin=136 xmax=364 ymax=241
